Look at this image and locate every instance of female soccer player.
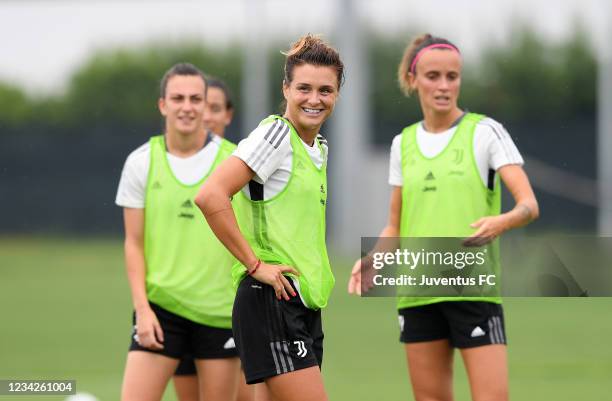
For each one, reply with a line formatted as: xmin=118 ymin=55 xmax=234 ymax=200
xmin=195 ymin=34 xmax=343 ymax=401
xmin=116 ymin=63 xmax=241 ymax=401
xmin=348 ymin=34 xmax=539 ymax=401
xmin=172 ymin=77 xmax=253 ymax=401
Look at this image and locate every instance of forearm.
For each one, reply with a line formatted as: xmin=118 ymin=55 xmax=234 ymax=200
xmin=501 ymin=200 xmax=539 ymax=231
xmin=363 ymin=225 xmax=401 ymax=258
xmin=196 ymin=189 xmax=258 ymax=269
xmin=124 ymin=239 xmax=150 ymax=312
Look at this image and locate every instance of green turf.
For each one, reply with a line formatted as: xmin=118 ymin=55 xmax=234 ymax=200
xmin=1 ymin=237 xmax=611 ymax=400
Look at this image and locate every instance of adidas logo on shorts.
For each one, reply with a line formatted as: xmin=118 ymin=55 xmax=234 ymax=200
xmin=470 ymin=326 xmax=486 ymax=337
xmin=223 ymin=337 xmax=236 ymax=349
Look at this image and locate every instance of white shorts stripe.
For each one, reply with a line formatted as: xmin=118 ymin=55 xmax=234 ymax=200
xmin=276 ymin=341 xmax=288 ymax=373
xmin=282 ymin=341 xmax=295 ymax=372
xmin=269 ymin=342 xmax=281 ymax=374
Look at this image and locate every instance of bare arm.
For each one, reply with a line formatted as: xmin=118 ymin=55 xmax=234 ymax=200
xmin=123 ymin=208 xmax=163 ymax=349
xmin=379 ymin=186 xmax=403 ymax=238
xmin=195 ymin=156 xmax=258 ymax=267
xmin=195 ymin=156 xmax=298 ymax=300
xmin=348 ymin=186 xmax=403 ymax=295
xmin=464 ymin=164 xmax=539 ymax=246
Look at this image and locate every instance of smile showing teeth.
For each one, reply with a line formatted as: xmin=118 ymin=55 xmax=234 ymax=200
xmin=303 ymin=108 xmax=322 ymax=114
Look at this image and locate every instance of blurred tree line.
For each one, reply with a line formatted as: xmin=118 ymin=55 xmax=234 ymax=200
xmin=0 ymin=27 xmax=596 ymax=143
xmin=0 ymin=43 xmax=243 ymax=138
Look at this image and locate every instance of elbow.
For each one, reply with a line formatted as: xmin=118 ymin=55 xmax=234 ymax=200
xmin=529 ymin=199 xmax=540 ymax=221
xmin=194 ymin=183 xmax=213 ymax=213
xmin=194 ymin=182 xmax=228 ymax=215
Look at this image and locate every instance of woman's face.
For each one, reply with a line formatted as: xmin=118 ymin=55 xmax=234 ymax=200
xmin=283 ymin=64 xmax=339 ymax=135
xmin=203 ymin=87 xmax=233 ymax=137
xmin=410 ymin=49 xmax=462 ymax=115
xmin=158 ymin=74 xmax=206 ymax=137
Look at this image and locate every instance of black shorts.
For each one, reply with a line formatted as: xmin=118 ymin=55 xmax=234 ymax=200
xmin=398 ymin=301 xmax=506 ymax=348
xmin=129 ymin=303 xmax=238 ymax=359
xmin=232 ymin=276 xmax=323 ymax=384
xmin=175 ymin=357 xmax=196 ymax=376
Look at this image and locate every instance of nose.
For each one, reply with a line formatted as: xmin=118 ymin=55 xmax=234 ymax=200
xmin=307 ymin=91 xmax=321 ymax=105
xmin=438 ymin=77 xmax=450 ymax=90
xmin=182 ymin=99 xmax=195 ymax=112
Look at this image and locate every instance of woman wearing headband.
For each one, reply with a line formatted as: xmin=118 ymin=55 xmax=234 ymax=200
xmin=349 ymin=34 xmax=539 ymax=401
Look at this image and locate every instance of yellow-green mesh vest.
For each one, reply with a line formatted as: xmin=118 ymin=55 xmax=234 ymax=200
xmin=144 ymin=134 xmax=238 ymax=328
xmin=232 ymin=116 xmax=334 ymax=310
xmin=398 ymin=113 xmax=502 ymax=309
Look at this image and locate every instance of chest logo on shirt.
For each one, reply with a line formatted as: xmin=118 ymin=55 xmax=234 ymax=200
xmin=320 ymin=184 xmax=326 ymax=205
xmin=179 ymin=199 xmax=195 ymax=219
xmin=152 ymin=181 xmax=162 ymax=190
xmin=425 ymin=171 xmax=436 ymax=181
xmin=452 ymin=149 xmax=464 ymax=164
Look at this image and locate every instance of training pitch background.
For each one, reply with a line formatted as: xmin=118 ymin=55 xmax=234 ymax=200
xmin=1 ymin=237 xmax=610 ymax=401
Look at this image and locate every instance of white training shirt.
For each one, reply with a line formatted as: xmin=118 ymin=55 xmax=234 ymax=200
xmin=389 ymin=116 xmax=523 ymax=187
xmin=233 ymin=119 xmax=328 ymax=200
xmin=115 ymin=134 xmax=223 ymax=209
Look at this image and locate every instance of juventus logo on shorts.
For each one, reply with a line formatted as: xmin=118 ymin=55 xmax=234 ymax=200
xmin=293 ymin=340 xmax=307 ymax=358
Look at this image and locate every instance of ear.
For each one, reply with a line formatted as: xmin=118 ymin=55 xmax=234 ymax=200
xmin=225 ymin=109 xmax=234 ymax=125
xmin=282 ymin=80 xmax=290 ymax=100
xmin=158 ymin=97 xmax=167 ymax=117
xmin=408 ymin=72 xmax=417 ymax=91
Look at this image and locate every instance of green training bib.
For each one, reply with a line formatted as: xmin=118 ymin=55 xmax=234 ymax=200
xmin=398 ymin=113 xmax=502 ymax=309
xmin=144 ymin=134 xmax=238 ymax=328
xmin=233 ymin=116 xmax=334 ymax=310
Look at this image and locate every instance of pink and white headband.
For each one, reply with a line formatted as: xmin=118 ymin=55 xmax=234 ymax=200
xmin=410 ymin=43 xmax=460 ymax=74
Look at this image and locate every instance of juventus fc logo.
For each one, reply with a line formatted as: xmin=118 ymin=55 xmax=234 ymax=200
xmin=294 ymin=340 xmax=307 ymax=358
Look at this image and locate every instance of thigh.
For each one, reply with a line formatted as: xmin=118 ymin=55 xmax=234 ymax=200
xmin=404 ymin=340 xmax=454 ymax=401
xmin=265 ymin=366 xmax=328 ymax=401
xmin=460 ymin=345 xmax=508 ymax=401
xmin=121 ymin=351 xmax=179 ymax=401
xmin=237 ymin=368 xmax=255 ymax=401
xmin=254 ymin=383 xmax=272 ymax=401
xmin=173 ymin=358 xmax=198 ymax=401
xmin=172 ymin=374 xmax=199 ymax=401
xmin=195 ymin=358 xmax=241 ymax=401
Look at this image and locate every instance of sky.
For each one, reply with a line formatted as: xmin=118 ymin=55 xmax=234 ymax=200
xmin=1 ymin=0 xmax=609 ymax=94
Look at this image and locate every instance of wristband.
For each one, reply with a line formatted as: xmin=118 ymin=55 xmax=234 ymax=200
xmin=247 ymin=259 xmax=261 ymax=275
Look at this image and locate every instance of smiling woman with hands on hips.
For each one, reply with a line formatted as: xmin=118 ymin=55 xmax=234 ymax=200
xmin=195 ymin=34 xmax=343 ymax=401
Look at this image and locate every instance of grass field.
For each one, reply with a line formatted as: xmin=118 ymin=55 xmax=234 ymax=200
xmin=1 ymin=237 xmax=611 ymax=401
